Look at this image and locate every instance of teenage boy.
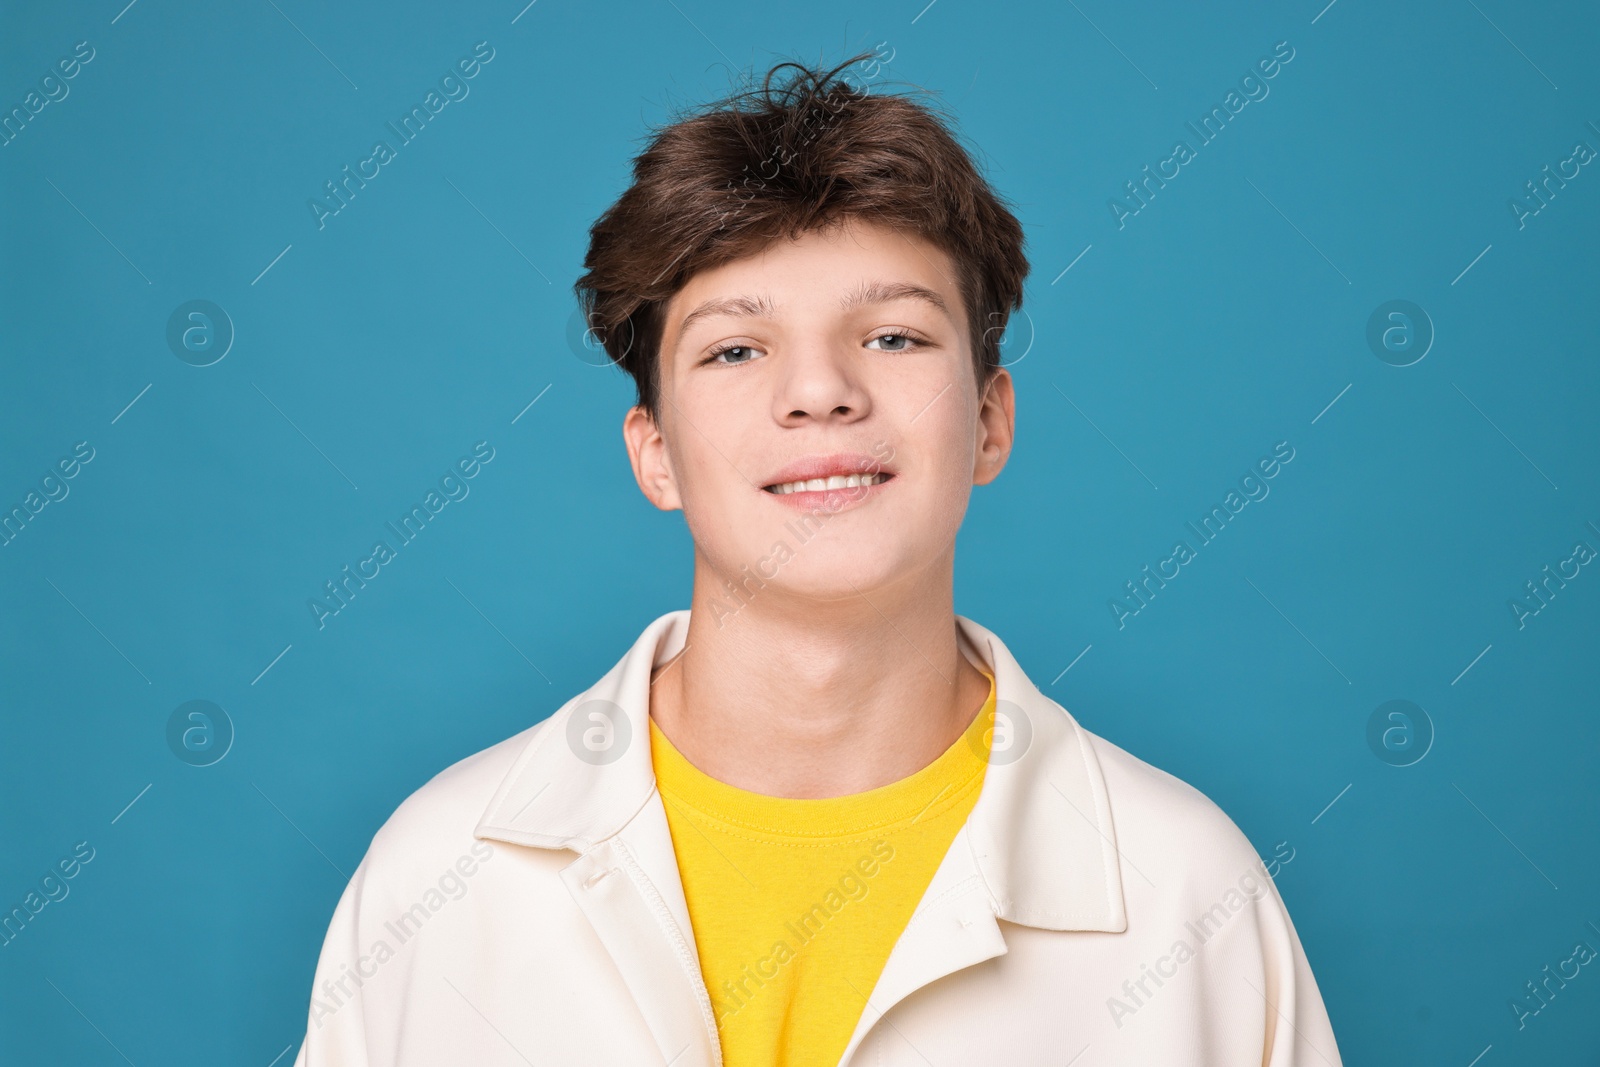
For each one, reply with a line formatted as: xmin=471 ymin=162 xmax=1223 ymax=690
xmin=293 ymin=56 xmax=1343 ymax=1066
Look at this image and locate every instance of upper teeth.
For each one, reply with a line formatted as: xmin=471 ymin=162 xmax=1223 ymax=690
xmin=767 ymin=472 xmax=888 ymax=495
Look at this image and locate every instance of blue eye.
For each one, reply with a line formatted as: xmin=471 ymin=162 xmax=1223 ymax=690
xmin=867 ymin=333 xmax=914 ymax=352
xmin=708 ymin=344 xmax=764 ymax=365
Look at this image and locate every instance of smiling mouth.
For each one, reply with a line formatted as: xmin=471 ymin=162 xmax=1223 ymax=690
xmin=761 ymin=472 xmax=895 ymax=495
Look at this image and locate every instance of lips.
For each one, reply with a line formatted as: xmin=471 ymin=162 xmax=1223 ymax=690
xmin=759 ymin=452 xmax=897 ymax=494
xmin=765 ymin=470 xmax=891 ymax=495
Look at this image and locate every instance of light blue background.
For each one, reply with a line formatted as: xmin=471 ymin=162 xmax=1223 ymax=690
xmin=3 ymin=0 xmax=1597 ymax=1063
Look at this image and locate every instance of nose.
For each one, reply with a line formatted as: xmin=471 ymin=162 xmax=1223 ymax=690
xmin=772 ymin=340 xmax=871 ymax=426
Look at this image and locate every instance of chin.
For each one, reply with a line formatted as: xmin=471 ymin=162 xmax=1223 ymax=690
xmin=775 ymin=542 xmax=922 ymax=598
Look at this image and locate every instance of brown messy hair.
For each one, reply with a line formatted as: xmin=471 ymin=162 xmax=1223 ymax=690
xmin=574 ymin=53 xmax=1029 ymax=421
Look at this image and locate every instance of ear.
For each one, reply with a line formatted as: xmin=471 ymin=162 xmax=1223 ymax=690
xmin=623 ymin=405 xmax=683 ymax=511
xmin=972 ymin=367 xmax=1015 ymax=487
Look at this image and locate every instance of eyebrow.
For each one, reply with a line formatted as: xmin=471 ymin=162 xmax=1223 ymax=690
xmin=840 ymin=280 xmax=949 ymax=318
xmin=675 ymin=293 xmax=779 ymax=341
xmin=674 ymin=281 xmax=950 ymax=346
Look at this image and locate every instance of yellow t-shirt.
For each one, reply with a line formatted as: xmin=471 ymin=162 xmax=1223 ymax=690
xmin=649 ymin=672 xmax=995 ymax=1067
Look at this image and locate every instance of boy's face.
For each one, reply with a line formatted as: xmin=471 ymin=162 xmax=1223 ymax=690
xmin=622 ymin=218 xmax=1014 ymax=605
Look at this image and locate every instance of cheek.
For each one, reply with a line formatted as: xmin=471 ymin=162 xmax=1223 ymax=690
xmin=916 ymin=405 xmax=984 ymax=523
xmin=916 ymin=394 xmax=980 ymax=481
xmin=668 ymin=430 xmax=767 ymax=548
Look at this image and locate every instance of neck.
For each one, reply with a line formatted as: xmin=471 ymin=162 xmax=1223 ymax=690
xmin=649 ymin=548 xmax=992 ymax=798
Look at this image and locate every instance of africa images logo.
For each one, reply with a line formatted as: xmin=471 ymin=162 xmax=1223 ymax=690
xmin=308 ymin=441 xmax=495 ymax=630
xmin=308 ymin=42 xmax=496 ymax=230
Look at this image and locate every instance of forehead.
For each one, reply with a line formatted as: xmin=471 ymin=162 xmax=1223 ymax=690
xmin=663 ymin=220 xmax=966 ymax=328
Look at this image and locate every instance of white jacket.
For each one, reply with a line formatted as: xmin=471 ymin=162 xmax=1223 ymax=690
xmin=293 ymin=610 xmax=1343 ymax=1066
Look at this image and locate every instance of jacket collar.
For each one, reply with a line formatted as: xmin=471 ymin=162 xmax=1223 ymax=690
xmin=474 ymin=609 xmax=1127 ymax=934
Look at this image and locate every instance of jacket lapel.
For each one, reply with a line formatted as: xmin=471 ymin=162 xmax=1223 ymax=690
xmin=475 ymin=611 xmax=720 ymax=1066
xmin=834 ymin=825 xmax=1008 ymax=1064
xmin=836 ymin=617 xmax=1129 ymax=1063
xmin=954 ymin=616 xmax=1128 ymax=935
xmin=560 ymin=828 xmax=720 ymax=1067
xmin=472 ymin=610 xmax=1131 ymax=1067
